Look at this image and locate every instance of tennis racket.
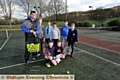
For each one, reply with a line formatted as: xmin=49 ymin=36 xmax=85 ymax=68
xmin=42 ymin=42 xmax=50 ymax=56
xmin=63 ymin=46 xmax=72 ymax=55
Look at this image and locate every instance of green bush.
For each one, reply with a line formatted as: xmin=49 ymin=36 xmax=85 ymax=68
xmin=68 ymin=21 xmax=91 ymax=27
xmin=68 ymin=22 xmax=79 ymax=27
xmin=107 ymin=19 xmax=120 ymax=31
xmin=83 ymin=22 xmax=92 ymax=27
xmin=107 ymin=19 xmax=120 ymax=26
xmin=78 ymin=22 xmax=83 ymax=27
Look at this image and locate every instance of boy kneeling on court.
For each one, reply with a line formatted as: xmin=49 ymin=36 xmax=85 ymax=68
xmin=44 ymin=40 xmax=57 ymax=67
xmin=55 ymin=40 xmax=66 ymax=64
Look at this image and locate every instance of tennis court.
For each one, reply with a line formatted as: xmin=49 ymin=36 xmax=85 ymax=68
xmin=0 ymin=29 xmax=120 ymax=80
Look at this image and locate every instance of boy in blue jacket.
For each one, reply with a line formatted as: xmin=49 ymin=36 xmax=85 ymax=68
xmin=21 ymin=11 xmax=40 ymax=63
xmin=44 ymin=40 xmax=57 ymax=67
xmin=61 ymin=20 xmax=70 ymax=48
xmin=45 ymin=21 xmax=53 ymax=44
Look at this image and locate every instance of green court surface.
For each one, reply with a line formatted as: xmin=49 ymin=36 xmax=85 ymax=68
xmin=0 ymin=30 xmax=120 ymax=80
xmin=78 ymin=29 xmax=120 ymax=42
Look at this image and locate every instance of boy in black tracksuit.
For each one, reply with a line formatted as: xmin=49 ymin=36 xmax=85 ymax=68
xmin=67 ymin=23 xmax=78 ymax=56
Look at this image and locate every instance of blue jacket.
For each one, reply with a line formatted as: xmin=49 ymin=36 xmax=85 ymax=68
xmin=61 ymin=25 xmax=70 ymax=37
xmin=21 ymin=16 xmax=40 ymax=35
xmin=45 ymin=26 xmax=53 ymax=38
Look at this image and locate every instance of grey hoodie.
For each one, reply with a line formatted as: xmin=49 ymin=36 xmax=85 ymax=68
xmin=50 ymin=27 xmax=60 ymax=40
xmin=38 ymin=25 xmax=45 ymax=39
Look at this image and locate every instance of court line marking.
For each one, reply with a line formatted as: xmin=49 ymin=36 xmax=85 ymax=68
xmin=0 ymin=46 xmax=120 ymax=70
xmin=78 ymin=42 xmax=120 ymax=54
xmin=30 ymin=70 xmax=39 ymax=72
xmin=0 ymin=59 xmax=45 ymax=70
xmin=77 ymin=48 xmax=120 ymax=67
xmin=80 ymin=34 xmax=120 ymax=42
xmin=0 ymin=33 xmax=12 ymax=50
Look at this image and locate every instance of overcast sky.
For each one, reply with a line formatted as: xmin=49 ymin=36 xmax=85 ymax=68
xmin=12 ymin=0 xmax=120 ymax=19
xmin=62 ymin=0 xmax=120 ymax=12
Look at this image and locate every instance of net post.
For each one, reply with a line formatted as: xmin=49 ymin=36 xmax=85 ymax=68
xmin=6 ymin=29 xmax=8 ymax=39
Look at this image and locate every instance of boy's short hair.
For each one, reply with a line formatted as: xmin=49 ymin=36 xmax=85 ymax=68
xmin=47 ymin=21 xmax=51 ymax=22
xmin=49 ymin=40 xmax=53 ymax=43
xmin=64 ymin=20 xmax=68 ymax=22
xmin=30 ymin=11 xmax=36 ymax=14
xmin=39 ymin=17 xmax=42 ymax=20
xmin=71 ymin=23 xmax=75 ymax=27
xmin=53 ymin=22 xmax=57 ymax=25
xmin=57 ymin=40 xmax=62 ymax=43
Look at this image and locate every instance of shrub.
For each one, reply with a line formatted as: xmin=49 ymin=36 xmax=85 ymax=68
xmin=107 ymin=19 xmax=120 ymax=26
xmin=78 ymin=22 xmax=83 ymax=27
xmin=83 ymin=22 xmax=92 ymax=27
xmin=107 ymin=19 xmax=120 ymax=31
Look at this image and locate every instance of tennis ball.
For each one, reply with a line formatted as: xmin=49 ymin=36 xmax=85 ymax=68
xmin=67 ymin=71 xmax=70 ymax=74
xmin=51 ymin=74 xmax=54 ymax=76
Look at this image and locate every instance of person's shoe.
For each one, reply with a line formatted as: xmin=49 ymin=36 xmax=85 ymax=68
xmin=46 ymin=63 xmax=51 ymax=68
xmin=33 ymin=58 xmax=37 ymax=61
xmin=37 ymin=54 xmax=41 ymax=57
xmin=25 ymin=60 xmax=29 ymax=64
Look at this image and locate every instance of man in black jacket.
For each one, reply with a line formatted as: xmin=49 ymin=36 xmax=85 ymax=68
xmin=67 ymin=23 xmax=78 ymax=56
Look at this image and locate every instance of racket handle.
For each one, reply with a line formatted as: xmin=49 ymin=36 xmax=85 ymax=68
xmin=34 ymin=34 xmax=37 ymax=37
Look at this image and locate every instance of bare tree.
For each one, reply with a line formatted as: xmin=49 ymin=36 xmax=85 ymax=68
xmin=0 ymin=0 xmax=16 ymax=27
xmin=48 ymin=0 xmax=65 ymax=21
xmin=16 ymin=0 xmax=34 ymax=16
xmin=34 ymin=0 xmax=48 ymax=18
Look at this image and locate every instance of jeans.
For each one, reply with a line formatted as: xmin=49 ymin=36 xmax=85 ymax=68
xmin=62 ymin=36 xmax=68 ymax=48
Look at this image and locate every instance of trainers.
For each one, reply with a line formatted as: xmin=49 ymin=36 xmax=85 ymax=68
xmin=46 ymin=63 xmax=51 ymax=68
xmin=25 ymin=60 xmax=29 ymax=64
xmin=37 ymin=54 xmax=40 ymax=57
xmin=33 ymin=58 xmax=37 ymax=61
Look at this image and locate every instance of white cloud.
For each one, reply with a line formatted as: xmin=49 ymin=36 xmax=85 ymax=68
xmin=9 ymin=0 xmax=120 ymax=19
xmin=63 ymin=0 xmax=120 ymax=12
xmin=12 ymin=5 xmax=27 ymax=19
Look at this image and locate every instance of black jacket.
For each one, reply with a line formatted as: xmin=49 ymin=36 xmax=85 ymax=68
xmin=55 ymin=46 xmax=63 ymax=56
xmin=67 ymin=29 xmax=78 ymax=44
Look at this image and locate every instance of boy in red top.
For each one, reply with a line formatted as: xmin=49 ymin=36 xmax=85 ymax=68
xmin=55 ymin=40 xmax=66 ymax=64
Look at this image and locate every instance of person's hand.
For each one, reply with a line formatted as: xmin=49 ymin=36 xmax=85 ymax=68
xmin=32 ymin=31 xmax=37 ymax=37
xmin=30 ymin=30 xmax=33 ymax=33
xmin=43 ymin=37 xmax=45 ymax=42
xmin=75 ymin=42 xmax=77 ymax=44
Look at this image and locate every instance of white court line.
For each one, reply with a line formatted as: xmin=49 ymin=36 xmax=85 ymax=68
xmin=0 ymin=59 xmax=45 ymax=70
xmin=80 ymin=35 xmax=120 ymax=43
xmin=30 ymin=70 xmax=39 ymax=72
xmin=0 ymin=47 xmax=120 ymax=70
xmin=78 ymin=42 xmax=120 ymax=54
xmin=0 ymin=33 xmax=12 ymax=50
xmin=77 ymin=48 xmax=120 ymax=67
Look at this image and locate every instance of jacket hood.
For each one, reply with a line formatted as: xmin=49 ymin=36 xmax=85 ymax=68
xmin=27 ymin=16 xmax=36 ymax=22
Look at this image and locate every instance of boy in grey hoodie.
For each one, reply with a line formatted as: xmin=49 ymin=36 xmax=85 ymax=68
xmin=38 ymin=18 xmax=45 ymax=55
xmin=50 ymin=22 xmax=60 ymax=46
